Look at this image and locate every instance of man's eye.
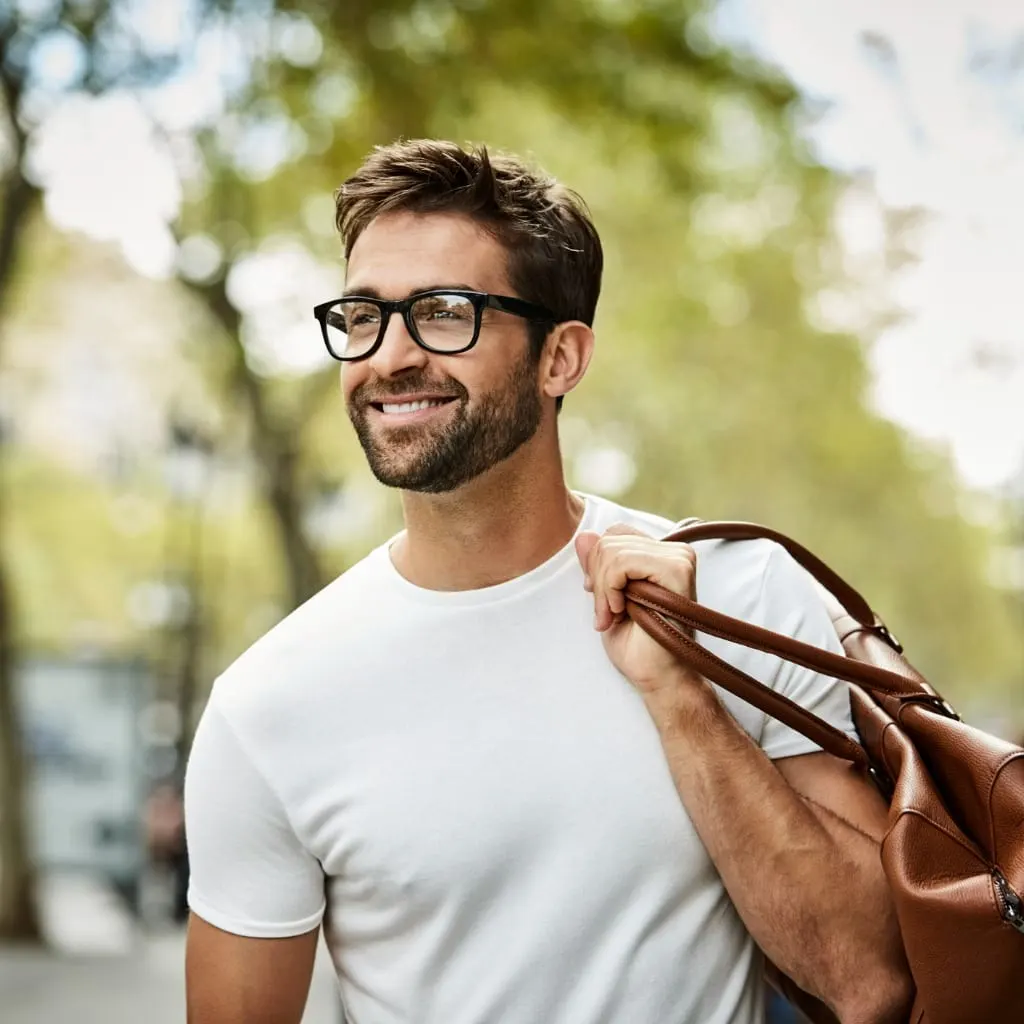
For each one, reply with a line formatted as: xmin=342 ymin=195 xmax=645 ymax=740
xmin=424 ymin=304 xmax=472 ymax=321
xmin=348 ymin=310 xmax=380 ymax=328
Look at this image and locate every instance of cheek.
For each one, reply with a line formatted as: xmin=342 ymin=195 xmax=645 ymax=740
xmin=341 ymin=364 xmax=364 ymax=404
xmin=447 ymin=347 xmax=514 ymax=397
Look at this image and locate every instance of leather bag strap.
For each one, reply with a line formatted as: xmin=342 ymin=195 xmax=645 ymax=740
xmin=663 ymin=520 xmax=876 ymax=624
xmin=628 ymin=596 xmax=871 ymax=767
xmin=622 ymin=520 xmax=931 ymax=766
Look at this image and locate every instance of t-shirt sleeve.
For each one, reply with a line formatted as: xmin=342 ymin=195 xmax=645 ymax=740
xmin=184 ymin=691 xmax=326 ymax=937
xmin=755 ymin=543 xmax=858 ymax=761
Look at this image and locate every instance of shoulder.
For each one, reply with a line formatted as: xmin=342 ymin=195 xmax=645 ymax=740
xmin=210 ymin=542 xmax=393 ymax=731
xmin=694 ymin=533 xmax=827 ymax=633
xmin=590 ymin=495 xmax=818 ymax=626
xmin=692 ymin=536 xmax=778 ymax=620
xmin=690 ymin=533 xmax=843 ymax=679
xmin=583 ymin=493 xmax=679 ymax=538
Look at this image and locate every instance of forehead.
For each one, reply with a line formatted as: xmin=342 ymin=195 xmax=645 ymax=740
xmin=344 ymin=212 xmax=511 ymax=297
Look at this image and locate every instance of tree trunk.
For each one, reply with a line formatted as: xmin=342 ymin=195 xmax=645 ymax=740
xmin=0 ymin=558 xmax=41 ymax=942
xmin=187 ymin=275 xmax=325 ymax=608
xmin=174 ymin=486 xmax=206 ymax=770
xmin=0 ymin=169 xmax=42 ymax=942
xmin=264 ymin=439 xmax=324 ymax=609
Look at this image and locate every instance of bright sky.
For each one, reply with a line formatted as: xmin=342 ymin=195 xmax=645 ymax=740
xmin=23 ymin=0 xmax=1024 ymax=493
xmin=716 ymin=0 xmax=1024 ymax=493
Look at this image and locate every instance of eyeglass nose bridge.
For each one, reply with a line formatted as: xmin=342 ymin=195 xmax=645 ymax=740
xmin=370 ymin=301 xmax=430 ymax=362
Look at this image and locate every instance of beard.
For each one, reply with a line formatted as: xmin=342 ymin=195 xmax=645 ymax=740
xmin=347 ymin=349 xmax=543 ymax=494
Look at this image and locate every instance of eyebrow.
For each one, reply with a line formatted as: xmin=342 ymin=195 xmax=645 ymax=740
xmin=340 ymin=283 xmax=480 ymax=300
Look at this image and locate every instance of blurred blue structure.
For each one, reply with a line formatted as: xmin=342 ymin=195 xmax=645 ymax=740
xmin=15 ymin=655 xmax=154 ymax=908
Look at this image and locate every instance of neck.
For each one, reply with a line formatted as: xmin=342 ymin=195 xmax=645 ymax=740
xmin=391 ymin=434 xmax=584 ymax=591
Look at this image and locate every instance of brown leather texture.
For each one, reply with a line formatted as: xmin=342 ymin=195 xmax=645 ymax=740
xmin=625 ymin=520 xmax=1024 ymax=1024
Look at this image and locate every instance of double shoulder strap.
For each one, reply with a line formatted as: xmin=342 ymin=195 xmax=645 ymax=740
xmin=625 ymin=520 xmax=932 ymax=767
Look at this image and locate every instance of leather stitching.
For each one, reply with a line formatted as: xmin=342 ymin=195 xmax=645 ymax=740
xmin=629 ymin=585 xmax=921 ymax=698
xmin=882 ymin=808 xmax=989 ymax=870
xmin=633 ymin=603 xmax=867 ymax=767
xmin=987 ymin=750 xmax=1024 ymax=863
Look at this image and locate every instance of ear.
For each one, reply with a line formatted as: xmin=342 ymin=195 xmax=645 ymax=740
xmin=540 ymin=321 xmax=594 ymax=402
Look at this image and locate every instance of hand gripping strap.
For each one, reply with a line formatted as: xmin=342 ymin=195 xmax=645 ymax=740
xmin=627 ymin=581 xmax=921 ymax=699
xmin=622 ymin=520 xmax=928 ymax=766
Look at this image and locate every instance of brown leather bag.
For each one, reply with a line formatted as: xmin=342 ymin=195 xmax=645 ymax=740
xmin=624 ymin=520 xmax=1024 ymax=1024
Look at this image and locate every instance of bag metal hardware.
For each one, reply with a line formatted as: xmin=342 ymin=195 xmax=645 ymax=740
xmin=993 ymin=869 xmax=1024 ymax=935
xmin=897 ymin=692 xmax=961 ymax=721
xmin=866 ymin=764 xmax=895 ymax=801
xmin=873 ymin=621 xmax=903 ymax=653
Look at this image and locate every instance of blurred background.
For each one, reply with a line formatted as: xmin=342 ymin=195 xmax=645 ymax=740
xmin=0 ymin=0 xmax=1021 ymax=1021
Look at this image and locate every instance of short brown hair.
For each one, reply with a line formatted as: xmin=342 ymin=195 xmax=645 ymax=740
xmin=335 ymin=139 xmax=603 ymax=364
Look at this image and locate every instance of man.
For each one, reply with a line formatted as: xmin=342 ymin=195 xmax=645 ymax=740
xmin=184 ymin=140 xmax=912 ymax=1023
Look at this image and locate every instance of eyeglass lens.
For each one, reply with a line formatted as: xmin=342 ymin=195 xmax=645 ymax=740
xmin=324 ymin=293 xmax=478 ymax=359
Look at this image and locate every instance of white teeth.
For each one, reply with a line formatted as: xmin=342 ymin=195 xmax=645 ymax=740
xmin=380 ymin=399 xmax=446 ymax=414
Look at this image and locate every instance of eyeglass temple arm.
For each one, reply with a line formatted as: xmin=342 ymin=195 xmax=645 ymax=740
xmin=488 ymin=295 xmax=555 ymax=321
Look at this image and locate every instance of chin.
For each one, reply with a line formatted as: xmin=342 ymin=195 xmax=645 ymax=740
xmin=365 ymin=454 xmax=441 ymax=492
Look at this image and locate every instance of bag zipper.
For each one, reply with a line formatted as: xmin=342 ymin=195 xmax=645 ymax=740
xmin=993 ymin=869 xmax=1024 ymax=934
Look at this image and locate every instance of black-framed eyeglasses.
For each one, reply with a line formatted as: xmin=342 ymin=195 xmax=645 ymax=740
xmin=312 ymin=289 xmax=556 ymax=362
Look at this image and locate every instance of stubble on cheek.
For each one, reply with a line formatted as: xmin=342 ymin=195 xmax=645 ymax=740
xmin=344 ymin=346 xmax=542 ymax=493
xmin=348 ymin=401 xmax=465 ymax=489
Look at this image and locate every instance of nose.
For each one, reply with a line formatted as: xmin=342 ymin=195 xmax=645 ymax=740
xmin=366 ymin=311 xmax=429 ymax=379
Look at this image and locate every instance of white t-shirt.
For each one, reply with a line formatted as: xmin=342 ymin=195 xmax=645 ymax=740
xmin=185 ymin=494 xmax=855 ymax=1024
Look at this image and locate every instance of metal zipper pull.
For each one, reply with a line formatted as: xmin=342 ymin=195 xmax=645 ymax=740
xmin=993 ymin=869 xmax=1024 ymax=935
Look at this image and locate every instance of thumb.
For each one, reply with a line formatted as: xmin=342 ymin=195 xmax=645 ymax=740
xmin=575 ymin=530 xmax=599 ymax=573
xmin=602 ymin=523 xmax=651 ymax=538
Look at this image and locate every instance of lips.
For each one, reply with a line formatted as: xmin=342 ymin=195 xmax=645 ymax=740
xmin=365 ymin=392 xmax=460 ymax=413
xmin=353 ymin=377 xmax=466 ymax=421
xmin=373 ymin=397 xmax=455 ymax=414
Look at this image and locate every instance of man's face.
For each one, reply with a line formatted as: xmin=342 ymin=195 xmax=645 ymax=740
xmin=342 ymin=212 xmax=544 ymax=494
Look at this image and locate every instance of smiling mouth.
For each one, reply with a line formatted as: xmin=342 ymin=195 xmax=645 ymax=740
xmin=370 ymin=397 xmax=458 ymax=415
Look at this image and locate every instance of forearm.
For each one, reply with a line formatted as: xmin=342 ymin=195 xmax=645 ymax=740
xmin=644 ymin=673 xmax=903 ymax=1021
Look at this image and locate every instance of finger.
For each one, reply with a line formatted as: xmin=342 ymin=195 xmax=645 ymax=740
xmin=574 ymin=531 xmax=600 ymax=574
xmin=575 ymin=530 xmax=598 ymax=596
xmin=591 ymin=538 xmax=697 ymax=616
xmin=607 ymin=580 xmax=627 ymax=617
xmin=594 ymin=583 xmax=613 ymax=631
xmin=602 ymin=523 xmax=654 ymax=539
xmin=587 ymin=530 xmax=696 ymax=630
xmin=589 ymin=536 xmax=643 ymax=622
xmin=590 ymin=535 xmax=646 ymax=629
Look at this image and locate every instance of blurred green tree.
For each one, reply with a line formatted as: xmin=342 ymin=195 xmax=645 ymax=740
xmin=173 ymin=0 xmax=797 ymax=609
xmin=0 ymin=11 xmax=39 ymax=944
xmin=0 ymin=0 xmax=1020 ymax=947
xmin=0 ymin=0 xmax=806 ymax=943
xmin=0 ymin=0 xmax=210 ymax=943
xmin=172 ymin=0 xmax=1017 ymax=707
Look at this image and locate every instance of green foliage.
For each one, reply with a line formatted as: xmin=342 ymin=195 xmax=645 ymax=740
xmin=1 ymin=0 xmax=1020 ymax=722
xmin=447 ymin=89 xmax=1021 ymax=712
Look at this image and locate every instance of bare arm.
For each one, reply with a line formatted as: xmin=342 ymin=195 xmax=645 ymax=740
xmin=185 ymin=915 xmax=319 ymax=1024
xmin=575 ymin=525 xmax=915 ymax=1022
xmin=644 ymin=681 xmax=913 ymax=1024
xmin=182 ymin=695 xmax=329 ymax=1023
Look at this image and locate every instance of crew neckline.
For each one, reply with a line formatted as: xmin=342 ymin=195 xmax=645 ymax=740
xmin=372 ymin=493 xmax=599 ymax=608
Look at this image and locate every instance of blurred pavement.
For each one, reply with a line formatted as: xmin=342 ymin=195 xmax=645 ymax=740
xmin=0 ymin=872 xmax=342 ymax=1023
